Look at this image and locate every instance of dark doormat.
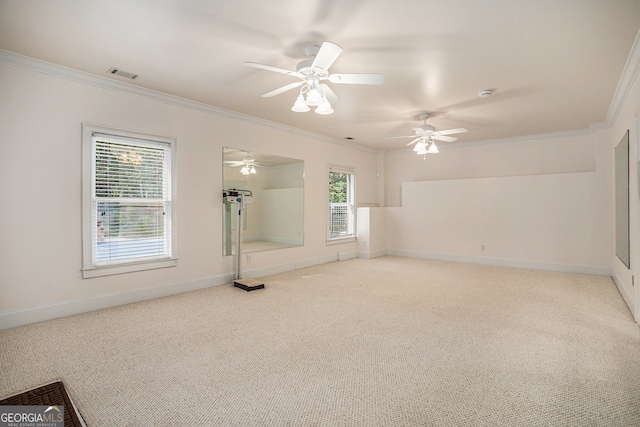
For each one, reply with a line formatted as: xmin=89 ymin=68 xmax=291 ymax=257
xmin=0 ymin=380 xmax=85 ymax=427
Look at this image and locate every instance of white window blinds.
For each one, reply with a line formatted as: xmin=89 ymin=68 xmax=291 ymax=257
xmin=91 ymin=134 xmax=172 ymax=266
xmin=328 ymin=166 xmax=356 ymax=239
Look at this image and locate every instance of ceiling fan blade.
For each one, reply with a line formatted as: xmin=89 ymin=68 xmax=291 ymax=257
xmin=311 ymin=42 xmax=343 ymax=71
xmin=318 ymin=84 xmax=340 ymax=104
xmin=412 ymin=127 xmax=431 ymax=134
xmin=405 ymin=137 xmax=422 ymax=146
xmin=328 ymin=73 xmax=385 ymax=85
xmin=432 ymin=135 xmax=457 ymax=143
xmin=261 ymin=81 xmax=303 ymax=97
xmin=383 ymin=135 xmax=417 ymax=140
xmin=245 ymin=62 xmax=300 ymax=77
xmin=437 ymin=128 xmax=468 ymax=136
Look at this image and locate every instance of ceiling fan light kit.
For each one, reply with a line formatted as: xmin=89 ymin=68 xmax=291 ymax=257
xmin=414 ymin=141 xmax=428 ymax=154
xmin=385 ymin=113 xmax=467 ymax=157
xmin=291 ymin=94 xmax=311 ymax=112
xmin=226 ymin=156 xmax=262 ymax=175
xmin=315 ymin=99 xmax=334 ymax=115
xmin=304 ymin=86 xmax=324 ymax=106
xmin=292 ymin=83 xmax=334 ymax=114
xmin=246 ymin=41 xmax=384 ymax=116
xmin=240 ymin=163 xmax=257 ymax=175
xmin=413 ymin=137 xmax=438 ymax=158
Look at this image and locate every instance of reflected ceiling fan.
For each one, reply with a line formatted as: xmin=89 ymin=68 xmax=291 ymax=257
xmin=224 ymin=156 xmax=270 ymax=175
xmin=385 ymin=113 xmax=468 ymax=156
xmin=245 ymin=41 xmax=384 ymax=114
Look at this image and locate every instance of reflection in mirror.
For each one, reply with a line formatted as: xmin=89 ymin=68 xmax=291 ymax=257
xmin=223 ymin=147 xmax=304 ymax=255
xmin=615 ymin=130 xmax=630 ymax=268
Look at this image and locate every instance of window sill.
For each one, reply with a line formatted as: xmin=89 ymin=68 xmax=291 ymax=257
xmin=83 ymin=258 xmax=178 ymax=278
xmin=326 ymin=237 xmax=356 ymax=245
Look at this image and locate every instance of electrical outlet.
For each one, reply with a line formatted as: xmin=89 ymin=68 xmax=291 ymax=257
xmin=246 ymin=254 xmax=251 ymax=263
xmin=481 ymin=245 xmax=486 ymax=251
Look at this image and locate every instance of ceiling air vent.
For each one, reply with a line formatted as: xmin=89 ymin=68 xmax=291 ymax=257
xmin=107 ymin=67 xmax=139 ymax=80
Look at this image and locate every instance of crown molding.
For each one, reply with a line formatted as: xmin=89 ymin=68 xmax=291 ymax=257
xmin=606 ymin=29 xmax=640 ymax=127
xmin=0 ymin=49 xmax=377 ymax=155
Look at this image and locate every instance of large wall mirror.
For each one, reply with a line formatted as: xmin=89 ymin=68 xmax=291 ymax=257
xmin=615 ymin=130 xmax=630 ymax=269
xmin=223 ymin=147 xmax=304 ymax=255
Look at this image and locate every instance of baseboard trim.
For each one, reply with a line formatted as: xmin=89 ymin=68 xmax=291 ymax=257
xmin=0 ymin=274 xmax=232 ymax=330
xmin=612 ymin=270 xmax=636 ymax=317
xmin=338 ymin=250 xmax=359 ymax=261
xmin=386 ymin=249 xmax=612 ymax=276
xmin=357 ymin=249 xmax=387 ymax=259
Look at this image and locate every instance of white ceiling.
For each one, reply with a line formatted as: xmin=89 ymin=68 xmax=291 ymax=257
xmin=1 ymin=0 xmax=639 ymax=151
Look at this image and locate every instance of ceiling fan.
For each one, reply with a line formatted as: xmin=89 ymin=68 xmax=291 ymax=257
xmin=224 ymin=156 xmax=269 ymax=175
xmin=245 ymin=41 xmax=384 ymax=114
xmin=385 ymin=114 xmax=468 ymax=155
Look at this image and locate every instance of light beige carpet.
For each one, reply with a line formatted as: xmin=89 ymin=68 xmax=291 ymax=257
xmin=1 ymin=256 xmax=640 ymax=426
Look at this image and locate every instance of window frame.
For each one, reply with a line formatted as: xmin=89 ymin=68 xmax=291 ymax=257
xmin=82 ymin=124 xmax=178 ymax=278
xmin=327 ymin=165 xmax=356 ymax=244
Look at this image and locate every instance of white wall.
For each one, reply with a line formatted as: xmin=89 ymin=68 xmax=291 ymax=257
xmin=0 ymin=58 xmax=379 ymax=328
xmin=385 ymin=132 xmax=599 ymax=208
xmin=357 ymin=207 xmax=386 ymax=259
xmin=260 ymin=188 xmax=304 ymax=245
xmin=384 ymin=131 xmax=613 ymax=274
xmin=610 ymin=43 xmax=640 ymax=320
xmin=258 ymin=163 xmax=304 ymax=245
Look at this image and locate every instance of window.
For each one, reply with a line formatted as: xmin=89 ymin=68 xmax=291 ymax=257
xmin=327 ymin=166 xmax=356 ymax=242
xmin=82 ymin=124 xmax=177 ymax=278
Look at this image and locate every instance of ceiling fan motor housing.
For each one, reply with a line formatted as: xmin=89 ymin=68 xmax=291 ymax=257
xmin=296 ymin=59 xmax=328 ymax=77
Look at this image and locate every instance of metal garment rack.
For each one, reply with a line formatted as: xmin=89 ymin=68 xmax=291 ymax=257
xmin=223 ymin=189 xmax=264 ymax=291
